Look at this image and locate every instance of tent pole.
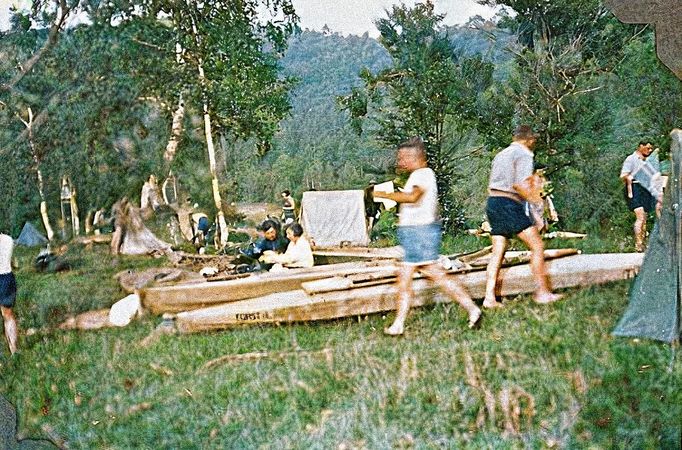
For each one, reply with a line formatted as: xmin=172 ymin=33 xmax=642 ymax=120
xmin=672 ymin=129 xmax=682 ymax=347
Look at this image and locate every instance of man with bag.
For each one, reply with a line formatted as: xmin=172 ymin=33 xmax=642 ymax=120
xmin=620 ymin=141 xmax=663 ymax=252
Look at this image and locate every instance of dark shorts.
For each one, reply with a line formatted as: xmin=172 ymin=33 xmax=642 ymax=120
xmin=397 ymin=222 xmax=441 ymax=265
xmin=283 ymin=209 xmax=295 ymax=220
xmin=0 ymin=273 xmax=17 ymax=308
xmin=625 ymin=183 xmax=656 ymax=213
xmin=486 ymin=196 xmax=534 ymax=238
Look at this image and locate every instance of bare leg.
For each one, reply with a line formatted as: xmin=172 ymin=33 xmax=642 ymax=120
xmin=517 ymin=226 xmax=562 ymax=304
xmin=421 ymin=264 xmax=481 ymax=328
xmin=384 ymin=264 xmax=417 ymax=336
xmin=1 ymin=306 xmax=18 ymax=355
xmin=633 ymin=207 xmax=646 ymax=252
xmin=483 ymin=235 xmax=507 ymax=308
xmin=111 ymin=225 xmax=123 ymax=255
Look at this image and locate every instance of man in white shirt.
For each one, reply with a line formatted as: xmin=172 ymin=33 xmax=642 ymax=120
xmin=483 ymin=125 xmax=562 ymax=308
xmin=620 ymin=141 xmax=662 ymax=252
xmin=373 ymin=137 xmax=481 ymax=336
xmin=0 ymin=233 xmax=18 ymax=355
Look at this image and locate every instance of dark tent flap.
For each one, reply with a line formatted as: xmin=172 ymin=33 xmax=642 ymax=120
xmin=612 ymin=222 xmax=679 ymax=342
xmin=15 ymin=222 xmax=48 ymax=247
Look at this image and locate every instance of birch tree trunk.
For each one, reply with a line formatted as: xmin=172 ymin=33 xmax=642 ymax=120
xmin=70 ymin=184 xmax=80 ymax=236
xmin=187 ymin=7 xmax=229 ymax=248
xmin=163 ymin=96 xmax=184 ymax=164
xmin=163 ymin=44 xmax=185 ymax=165
xmin=19 ymin=107 xmax=54 ymax=241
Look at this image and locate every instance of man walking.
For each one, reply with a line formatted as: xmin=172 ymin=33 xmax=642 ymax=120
xmin=483 ymin=125 xmax=562 ymax=308
xmin=620 ymin=141 xmax=663 ymax=252
xmin=373 ymin=137 xmax=481 ymax=335
xmin=0 ymin=232 xmax=18 ymax=355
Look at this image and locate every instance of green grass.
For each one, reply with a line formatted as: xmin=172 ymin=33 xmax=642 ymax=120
xmin=1 ymin=241 xmax=680 ymax=449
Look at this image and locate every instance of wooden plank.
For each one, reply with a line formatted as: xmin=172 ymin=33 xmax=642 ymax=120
xmin=140 ymin=259 xmax=397 ymax=314
xmin=301 ymin=248 xmax=579 ymax=295
xmin=467 ymin=248 xmax=579 ymax=267
xmin=174 ymin=253 xmax=643 ymax=333
xmin=312 ymin=246 xmax=403 ymax=259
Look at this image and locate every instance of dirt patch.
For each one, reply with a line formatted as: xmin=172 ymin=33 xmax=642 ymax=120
xmin=235 ymin=202 xmax=280 ymax=226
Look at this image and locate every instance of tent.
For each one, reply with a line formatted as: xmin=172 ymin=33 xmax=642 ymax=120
xmin=299 ymin=190 xmax=369 ymax=247
xmin=15 ymin=222 xmax=48 ymax=247
xmin=613 ymin=129 xmax=682 ymax=343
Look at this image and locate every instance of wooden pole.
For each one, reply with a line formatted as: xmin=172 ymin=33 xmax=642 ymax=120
xmin=672 ymin=129 xmax=682 ymax=343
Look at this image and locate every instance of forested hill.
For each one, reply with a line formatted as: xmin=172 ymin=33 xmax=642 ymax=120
xmin=281 ymin=30 xmax=391 ymax=117
xmin=252 ymin=25 xmax=514 ymax=200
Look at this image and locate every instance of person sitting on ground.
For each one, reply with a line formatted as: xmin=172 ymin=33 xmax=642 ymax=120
xmin=242 ymin=219 xmax=288 ymax=260
xmin=260 ymin=222 xmax=314 ymax=269
xmin=34 ymin=246 xmax=71 ymax=273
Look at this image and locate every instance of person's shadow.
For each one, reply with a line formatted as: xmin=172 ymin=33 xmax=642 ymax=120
xmin=0 ymin=395 xmax=59 ymax=449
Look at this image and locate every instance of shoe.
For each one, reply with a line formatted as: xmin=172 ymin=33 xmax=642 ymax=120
xmin=534 ymin=293 xmax=563 ymax=304
xmin=468 ymin=308 xmax=482 ymax=329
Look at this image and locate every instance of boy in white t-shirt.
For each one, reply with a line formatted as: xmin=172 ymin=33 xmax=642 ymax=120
xmin=373 ymin=137 xmax=481 ymax=336
xmin=0 ymin=233 xmax=18 ymax=355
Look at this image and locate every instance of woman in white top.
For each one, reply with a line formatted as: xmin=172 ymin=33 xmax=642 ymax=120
xmin=261 ymin=222 xmax=314 ymax=269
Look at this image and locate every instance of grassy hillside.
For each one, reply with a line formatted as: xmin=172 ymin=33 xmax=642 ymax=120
xmin=1 ymin=240 xmax=679 ymax=448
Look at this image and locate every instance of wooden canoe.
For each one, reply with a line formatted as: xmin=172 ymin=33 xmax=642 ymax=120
xmin=141 ymin=259 xmax=398 ymax=314
xmin=141 ymin=248 xmax=575 ymax=314
xmin=173 ymin=253 xmax=643 ymax=333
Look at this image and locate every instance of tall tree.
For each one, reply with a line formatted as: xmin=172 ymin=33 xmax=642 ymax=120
xmin=338 ymin=1 xmax=494 ymax=229
xmin=109 ymin=0 xmax=298 ymax=245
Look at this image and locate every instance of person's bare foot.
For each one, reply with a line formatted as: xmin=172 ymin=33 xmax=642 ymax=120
xmin=384 ymin=323 xmax=404 ymax=336
xmin=534 ymin=292 xmax=563 ymax=304
xmin=482 ymin=298 xmax=504 ymax=309
xmin=468 ymin=308 xmax=482 ymax=329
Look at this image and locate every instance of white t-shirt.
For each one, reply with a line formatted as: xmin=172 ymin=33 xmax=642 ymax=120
xmin=0 ymin=233 xmax=14 ymax=275
xmin=279 ymin=236 xmax=314 ymax=268
xmin=399 ymin=167 xmax=439 ymax=226
xmin=488 ymin=142 xmax=534 ymax=193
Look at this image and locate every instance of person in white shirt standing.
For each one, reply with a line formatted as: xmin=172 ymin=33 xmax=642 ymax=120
xmin=620 ymin=141 xmax=662 ymax=252
xmin=0 ymin=232 xmax=18 ymax=355
xmin=483 ymin=125 xmax=562 ymax=308
xmin=373 ymin=137 xmax=481 ymax=336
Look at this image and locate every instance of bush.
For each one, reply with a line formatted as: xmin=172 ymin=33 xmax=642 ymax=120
xmin=370 ymin=209 xmax=398 ymax=245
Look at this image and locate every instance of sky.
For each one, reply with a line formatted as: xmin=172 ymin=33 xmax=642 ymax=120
xmin=0 ymin=0 xmax=498 ymax=35
xmin=290 ymin=0 xmax=499 ymax=37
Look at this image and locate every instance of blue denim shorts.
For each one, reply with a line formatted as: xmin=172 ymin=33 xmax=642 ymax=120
xmin=397 ymin=222 xmax=441 ymax=265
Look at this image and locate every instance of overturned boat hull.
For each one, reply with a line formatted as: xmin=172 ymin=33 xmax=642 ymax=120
xmin=174 ymin=253 xmax=643 ymax=333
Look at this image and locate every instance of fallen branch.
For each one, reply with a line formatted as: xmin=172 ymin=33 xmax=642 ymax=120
xmin=199 ymin=348 xmax=333 ymax=373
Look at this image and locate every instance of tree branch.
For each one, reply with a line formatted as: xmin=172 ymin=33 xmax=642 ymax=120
xmin=1 ymin=0 xmax=73 ymax=93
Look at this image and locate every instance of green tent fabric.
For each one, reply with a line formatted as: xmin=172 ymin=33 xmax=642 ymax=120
xmin=613 ymin=129 xmax=682 ymax=343
xmin=15 ymin=222 xmax=48 ymax=247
